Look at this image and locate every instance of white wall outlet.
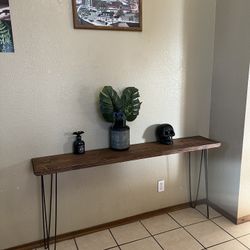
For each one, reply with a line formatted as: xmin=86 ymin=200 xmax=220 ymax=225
xmin=157 ymin=180 xmax=165 ymax=192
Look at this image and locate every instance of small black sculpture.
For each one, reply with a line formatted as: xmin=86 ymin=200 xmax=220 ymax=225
xmin=73 ymin=131 xmax=85 ymax=154
xmin=156 ymin=124 xmax=175 ymax=145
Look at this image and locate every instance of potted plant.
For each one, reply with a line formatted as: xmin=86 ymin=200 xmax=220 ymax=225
xmin=99 ymin=86 xmax=142 ymax=150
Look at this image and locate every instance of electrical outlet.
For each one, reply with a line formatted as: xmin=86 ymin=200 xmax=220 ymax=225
xmin=157 ymin=180 xmax=165 ymax=192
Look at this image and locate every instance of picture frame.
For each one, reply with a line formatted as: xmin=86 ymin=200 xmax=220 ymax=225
xmin=72 ymin=0 xmax=142 ymax=32
xmin=0 ymin=0 xmax=14 ymax=53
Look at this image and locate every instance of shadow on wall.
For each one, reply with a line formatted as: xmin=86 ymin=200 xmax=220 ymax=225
xmin=182 ymin=0 xmax=215 ymax=138
xmin=181 ymin=0 xmax=215 ymax=200
xmin=141 ymin=1 xmax=212 ymax=140
xmin=141 ymin=0 xmax=214 ymax=203
xmin=143 ymin=124 xmax=159 ymax=142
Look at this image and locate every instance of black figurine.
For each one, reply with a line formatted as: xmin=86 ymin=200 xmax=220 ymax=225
xmin=73 ymin=131 xmax=85 ymax=154
xmin=156 ymin=124 xmax=175 ymax=145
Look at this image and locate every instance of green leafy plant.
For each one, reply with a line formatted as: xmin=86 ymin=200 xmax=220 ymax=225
xmin=99 ymin=86 xmax=142 ymax=123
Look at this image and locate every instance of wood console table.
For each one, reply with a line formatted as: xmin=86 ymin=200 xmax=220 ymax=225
xmin=32 ymin=136 xmax=221 ymax=249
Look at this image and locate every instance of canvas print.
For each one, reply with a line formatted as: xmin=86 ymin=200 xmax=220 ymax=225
xmin=0 ymin=0 xmax=14 ymax=53
xmin=72 ymin=0 xmax=142 ymax=31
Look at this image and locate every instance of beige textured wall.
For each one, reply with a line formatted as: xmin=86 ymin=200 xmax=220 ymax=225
xmin=0 ymin=0 xmax=216 ymax=248
xmin=209 ymin=0 xmax=250 ymax=219
xmin=239 ymin=63 xmax=250 ymax=218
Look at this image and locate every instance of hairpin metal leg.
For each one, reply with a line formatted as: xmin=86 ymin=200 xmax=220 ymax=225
xmin=193 ymin=150 xmax=204 ymax=208
xmin=189 ymin=150 xmax=206 ymax=209
xmin=54 ymin=173 xmax=57 ymax=250
xmin=204 ymin=149 xmax=209 ymax=219
xmin=188 ymin=152 xmax=193 ymax=207
xmin=40 ymin=174 xmax=58 ymax=249
xmin=41 ymin=176 xmax=48 ymax=249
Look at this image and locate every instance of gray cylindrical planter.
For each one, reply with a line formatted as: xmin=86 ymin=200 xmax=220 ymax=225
xmin=110 ymin=126 xmax=130 ymax=151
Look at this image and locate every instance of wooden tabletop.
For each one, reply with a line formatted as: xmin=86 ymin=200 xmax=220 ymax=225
xmin=32 ymin=136 xmax=221 ymax=176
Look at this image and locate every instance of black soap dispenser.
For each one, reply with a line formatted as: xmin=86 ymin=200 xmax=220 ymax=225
xmin=73 ymin=131 xmax=85 ymax=154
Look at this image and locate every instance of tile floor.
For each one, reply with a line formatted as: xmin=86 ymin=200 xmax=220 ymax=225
xmin=36 ymin=205 xmax=250 ymax=250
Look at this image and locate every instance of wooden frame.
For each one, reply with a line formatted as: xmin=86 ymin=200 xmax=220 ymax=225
xmin=72 ymin=0 xmax=142 ymax=31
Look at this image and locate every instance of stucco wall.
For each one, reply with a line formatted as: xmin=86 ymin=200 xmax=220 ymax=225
xmin=239 ymin=63 xmax=250 ymax=218
xmin=0 ymin=0 xmax=216 ymax=248
xmin=209 ymin=0 xmax=250 ymax=218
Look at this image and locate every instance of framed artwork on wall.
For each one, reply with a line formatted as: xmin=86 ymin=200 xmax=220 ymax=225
xmin=72 ymin=0 xmax=142 ymax=31
xmin=0 ymin=0 xmax=14 ymax=53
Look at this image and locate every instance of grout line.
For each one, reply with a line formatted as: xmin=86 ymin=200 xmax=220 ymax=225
xmin=117 ymin=235 xmax=152 ymax=247
xmin=205 ymin=239 xmax=242 ymax=249
xmin=139 ymin=221 xmax=164 ymax=250
xmin=152 ymin=226 xmax=182 ymax=237
xmin=167 ymin=207 xmax=209 ymax=227
xmin=237 ymin=232 xmax=250 ymax=239
xmin=237 ymin=241 xmax=250 ymax=250
xmin=39 ymin=206 xmax=250 ymax=250
xmin=192 ymin=211 xmax=242 ymax=249
xmin=165 ymin=212 xmax=188 ymax=228
xmin=236 ymin=240 xmax=250 ymax=250
xmin=104 ymin=247 xmax=121 ymax=250
xmin=73 ymin=238 xmax=79 ymax=250
xmin=179 ymin=219 xmax=208 ymax=228
xmin=194 ymin=205 xmax=222 ymax=220
xmin=108 ymin=229 xmax=122 ymax=250
xmin=167 ymin=209 xmax=208 ymax=227
xmin=210 ymin=215 xmax=222 ymax=219
xmin=209 ymin=219 xmax=250 ymax=250
xmin=167 ymin=212 xmax=206 ymax=249
xmin=195 ymin=208 xmax=223 ymax=220
xmin=190 ymin=206 xmax=250 ymax=249
xmin=193 ymin=207 xmax=250 ymax=249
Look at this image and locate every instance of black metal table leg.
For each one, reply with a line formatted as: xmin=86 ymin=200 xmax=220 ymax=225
xmin=188 ymin=149 xmax=210 ymax=219
xmin=54 ymin=173 xmax=57 ymax=250
xmin=189 ymin=151 xmax=204 ymax=208
xmin=40 ymin=174 xmax=58 ymax=249
xmin=204 ymin=149 xmax=209 ymax=219
xmin=41 ymin=176 xmax=48 ymax=249
xmin=188 ymin=149 xmax=209 ymax=219
xmin=193 ymin=150 xmax=204 ymax=208
xmin=188 ymin=152 xmax=193 ymax=207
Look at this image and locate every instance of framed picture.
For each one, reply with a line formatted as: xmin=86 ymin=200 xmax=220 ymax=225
xmin=72 ymin=0 xmax=142 ymax=31
xmin=0 ymin=0 xmax=14 ymax=52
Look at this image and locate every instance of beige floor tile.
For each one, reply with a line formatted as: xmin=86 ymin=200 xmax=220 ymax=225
xmin=75 ymin=230 xmax=117 ymax=250
xmin=207 ymin=239 xmax=247 ymax=249
xmin=141 ymin=214 xmax=180 ymax=235
xmin=37 ymin=239 xmax=77 ymax=250
xmin=169 ymin=208 xmax=207 ymax=226
xmin=213 ymin=217 xmax=250 ymax=238
xmin=196 ymin=204 xmax=221 ymax=219
xmin=237 ymin=234 xmax=250 ymax=248
xmin=108 ymin=248 xmax=120 ymax=250
xmin=185 ymin=220 xmax=233 ymax=248
xmin=110 ymin=221 xmax=150 ymax=245
xmin=120 ymin=237 xmax=162 ymax=250
xmin=154 ymin=228 xmax=203 ymax=250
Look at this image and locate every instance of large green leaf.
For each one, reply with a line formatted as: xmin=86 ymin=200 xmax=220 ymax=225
xmin=99 ymin=86 xmax=122 ymax=122
xmin=121 ymin=87 xmax=142 ymax=121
